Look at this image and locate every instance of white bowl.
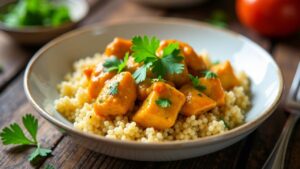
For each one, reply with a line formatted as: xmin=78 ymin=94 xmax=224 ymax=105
xmin=24 ymin=18 xmax=283 ymax=161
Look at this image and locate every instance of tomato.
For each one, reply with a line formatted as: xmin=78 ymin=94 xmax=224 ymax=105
xmin=236 ymin=0 xmax=300 ymax=37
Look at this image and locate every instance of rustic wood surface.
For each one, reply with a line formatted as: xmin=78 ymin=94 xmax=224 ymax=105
xmin=0 ymin=0 xmax=299 ymax=168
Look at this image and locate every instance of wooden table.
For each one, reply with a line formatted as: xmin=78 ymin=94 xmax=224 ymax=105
xmin=0 ymin=0 xmax=299 ymax=168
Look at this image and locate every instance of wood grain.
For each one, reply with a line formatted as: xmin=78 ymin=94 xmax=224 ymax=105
xmin=0 ymin=32 xmax=31 ymax=91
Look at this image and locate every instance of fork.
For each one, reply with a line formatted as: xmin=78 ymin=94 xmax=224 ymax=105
xmin=262 ymin=62 xmax=300 ymax=169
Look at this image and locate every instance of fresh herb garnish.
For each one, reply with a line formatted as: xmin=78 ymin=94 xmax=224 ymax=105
xmin=189 ymin=74 xmax=206 ymax=91
xmin=103 ymin=53 xmax=129 ymax=73
xmin=220 ymin=117 xmax=230 ymax=129
xmin=109 ymin=82 xmax=119 ymax=95
xmin=131 ymin=36 xmax=184 ymax=83
xmin=151 ymin=76 xmax=166 ymax=83
xmin=207 ymin=10 xmax=228 ymax=28
xmin=0 ymin=114 xmax=52 ymax=162
xmin=156 ymin=98 xmax=172 ymax=108
xmin=203 ymin=70 xmax=218 ymax=79
xmin=1 ymin=0 xmax=71 ymax=28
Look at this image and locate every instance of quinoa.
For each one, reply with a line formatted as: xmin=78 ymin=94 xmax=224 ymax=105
xmin=54 ymin=53 xmax=251 ymax=142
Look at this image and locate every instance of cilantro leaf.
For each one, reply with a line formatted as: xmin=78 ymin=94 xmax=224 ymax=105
xmin=220 ymin=117 xmax=230 ymax=129
xmin=0 ymin=114 xmax=52 ymax=163
xmin=156 ymin=98 xmax=172 ymax=108
xmin=109 ymin=82 xmax=119 ymax=95
xmin=131 ymin=36 xmax=184 ymax=83
xmin=189 ymin=74 xmax=206 ymax=91
xmin=203 ymin=71 xmax=218 ymax=79
xmin=22 ymin=114 xmax=38 ymax=143
xmin=0 ymin=123 xmax=35 ymax=145
xmin=103 ymin=57 xmax=120 ymax=72
xmin=103 ymin=53 xmax=129 ymax=73
xmin=161 ymin=49 xmax=184 ymax=74
xmin=28 ymin=144 xmax=52 ymax=162
xmin=132 ymin=36 xmax=159 ymax=63
xmin=133 ymin=64 xmax=150 ymax=83
xmin=118 ymin=52 xmax=129 ymax=73
xmin=151 ymin=76 xmax=166 ymax=83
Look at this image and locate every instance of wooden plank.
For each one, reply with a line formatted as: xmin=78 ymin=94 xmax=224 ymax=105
xmin=244 ymin=40 xmax=300 ymax=169
xmin=0 ymin=75 xmax=63 ymax=169
xmin=0 ymin=32 xmax=31 ymax=90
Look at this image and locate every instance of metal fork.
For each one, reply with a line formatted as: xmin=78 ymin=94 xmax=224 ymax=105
xmin=262 ymin=62 xmax=300 ymax=169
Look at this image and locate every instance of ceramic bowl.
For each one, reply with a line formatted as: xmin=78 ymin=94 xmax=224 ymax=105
xmin=24 ymin=18 xmax=283 ymax=161
xmin=0 ymin=0 xmax=89 ymax=45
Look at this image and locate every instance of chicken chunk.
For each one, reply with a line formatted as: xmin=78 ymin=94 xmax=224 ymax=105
xmin=133 ymin=82 xmax=185 ymax=129
xmin=94 ymin=72 xmax=137 ymax=117
xmin=104 ymin=38 xmax=132 ymax=59
xmin=180 ymin=85 xmax=217 ymax=116
xmin=84 ymin=62 xmax=115 ymax=99
xmin=199 ymin=77 xmax=225 ymax=106
xmin=211 ymin=61 xmax=240 ymax=90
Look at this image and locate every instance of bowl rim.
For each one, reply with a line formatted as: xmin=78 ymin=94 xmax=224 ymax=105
xmin=0 ymin=0 xmax=89 ymax=33
xmin=24 ymin=17 xmax=284 ymax=149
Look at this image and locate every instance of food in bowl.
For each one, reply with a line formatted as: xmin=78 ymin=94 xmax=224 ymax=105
xmin=0 ymin=0 xmax=71 ymax=28
xmin=54 ymin=36 xmax=251 ymax=142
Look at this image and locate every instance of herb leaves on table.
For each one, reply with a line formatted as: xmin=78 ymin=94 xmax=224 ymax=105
xmin=0 ymin=114 xmax=52 ymax=162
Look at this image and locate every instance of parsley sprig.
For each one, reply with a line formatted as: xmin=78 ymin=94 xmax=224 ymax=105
xmin=131 ymin=36 xmax=184 ymax=83
xmin=0 ymin=114 xmax=52 ymax=162
xmin=109 ymin=82 xmax=119 ymax=95
xmin=156 ymin=98 xmax=172 ymax=108
xmin=103 ymin=53 xmax=129 ymax=73
xmin=189 ymin=74 xmax=206 ymax=91
xmin=203 ymin=70 xmax=218 ymax=79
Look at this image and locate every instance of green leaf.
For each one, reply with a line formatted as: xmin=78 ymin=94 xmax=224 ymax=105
xmin=103 ymin=57 xmax=120 ymax=72
xmin=118 ymin=52 xmax=129 ymax=73
xmin=156 ymin=98 xmax=172 ymax=108
xmin=161 ymin=49 xmax=184 ymax=74
xmin=109 ymin=82 xmax=119 ymax=95
xmin=162 ymin=42 xmax=179 ymax=56
xmin=131 ymin=36 xmax=160 ymax=63
xmin=0 ymin=123 xmax=35 ymax=145
xmin=220 ymin=117 xmax=230 ymax=129
xmin=151 ymin=76 xmax=166 ymax=83
xmin=203 ymin=70 xmax=218 ymax=79
xmin=133 ymin=64 xmax=149 ymax=83
xmin=103 ymin=53 xmax=129 ymax=73
xmin=28 ymin=145 xmax=52 ymax=162
xmin=189 ymin=74 xmax=206 ymax=92
xmin=22 ymin=114 xmax=38 ymax=143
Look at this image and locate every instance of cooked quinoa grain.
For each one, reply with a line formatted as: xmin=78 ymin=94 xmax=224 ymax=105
xmin=55 ymin=54 xmax=251 ymax=142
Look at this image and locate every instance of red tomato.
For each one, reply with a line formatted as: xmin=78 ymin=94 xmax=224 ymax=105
xmin=236 ymin=0 xmax=300 ymax=37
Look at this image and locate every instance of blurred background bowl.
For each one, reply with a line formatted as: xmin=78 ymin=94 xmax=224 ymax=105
xmin=0 ymin=0 xmax=89 ymax=45
xmin=130 ymin=0 xmax=208 ymax=8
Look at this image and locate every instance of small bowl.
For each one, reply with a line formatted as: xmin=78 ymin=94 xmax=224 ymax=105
xmin=24 ymin=18 xmax=283 ymax=161
xmin=0 ymin=0 xmax=89 ymax=45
